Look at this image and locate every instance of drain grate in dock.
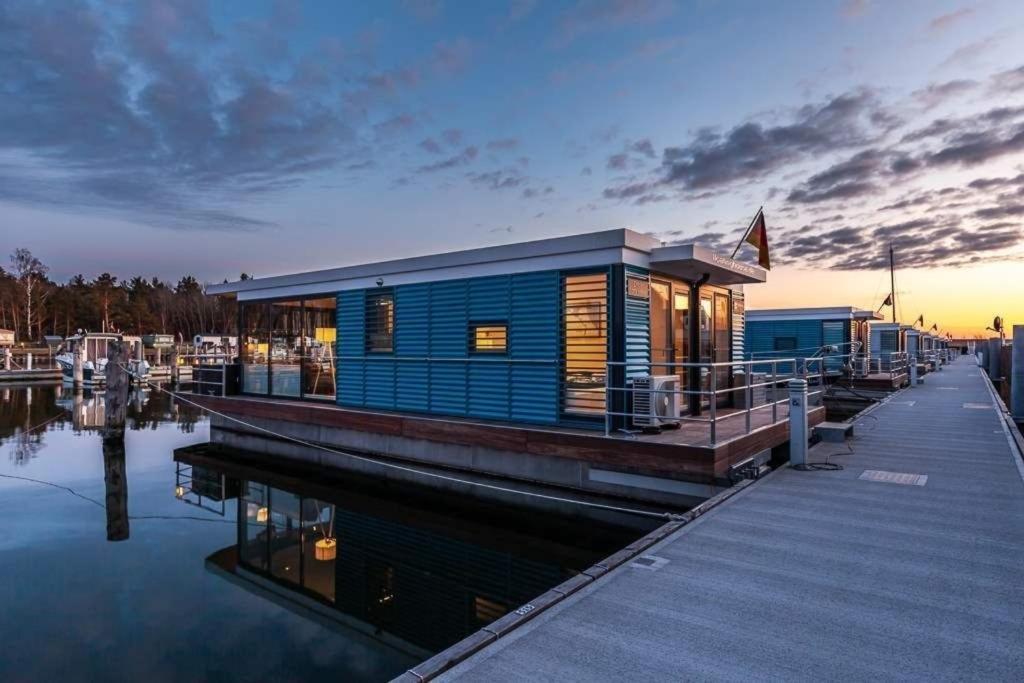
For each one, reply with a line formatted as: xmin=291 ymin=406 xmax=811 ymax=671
xmin=963 ymin=403 xmax=992 ymax=409
xmin=859 ymin=470 xmax=928 ymax=486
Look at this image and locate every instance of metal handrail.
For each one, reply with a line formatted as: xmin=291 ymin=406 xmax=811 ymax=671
xmin=602 ymin=356 xmax=830 ymax=444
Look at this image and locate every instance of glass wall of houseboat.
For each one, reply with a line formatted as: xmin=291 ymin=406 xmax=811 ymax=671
xmin=649 ymin=281 xmax=671 ymax=374
xmin=713 ymin=293 xmax=731 ymax=407
xmin=240 ymin=303 xmax=270 ymax=395
xmin=270 ymin=302 xmax=303 ymax=398
xmin=672 ymin=291 xmax=689 ymax=389
xmin=301 ymin=298 xmax=337 ymax=400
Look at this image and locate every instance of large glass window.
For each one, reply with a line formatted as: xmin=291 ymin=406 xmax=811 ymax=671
xmin=366 ymin=290 xmax=394 ymax=353
xmin=672 ymin=291 xmax=689 ymax=386
xmin=302 ymin=298 xmax=337 ymax=399
xmin=240 ymin=297 xmax=337 ymax=400
xmin=649 ymin=281 xmax=671 ymax=374
xmin=241 ymin=304 xmax=269 ymax=394
xmin=563 ymin=273 xmax=607 ymax=416
xmin=270 ymin=302 xmax=302 ymax=398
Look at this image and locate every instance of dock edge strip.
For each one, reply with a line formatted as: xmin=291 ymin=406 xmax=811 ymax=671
xmin=393 ymin=474 xmax=762 ymax=682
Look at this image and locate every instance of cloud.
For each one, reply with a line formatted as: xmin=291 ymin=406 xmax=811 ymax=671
xmin=419 ymin=138 xmax=443 ymax=154
xmin=928 ymin=8 xmax=974 ymax=32
xmin=486 ymin=138 xmax=519 ymax=151
xmin=991 ymin=65 xmax=1024 ymax=93
xmin=466 ymin=168 xmax=527 ymax=190
xmin=0 ymin=0 xmax=467 ymax=232
xmin=602 ymin=88 xmax=892 ymax=202
xmin=553 ymin=0 xmax=674 ymax=46
xmin=911 ymin=79 xmax=977 ymax=108
xmin=925 ymin=122 xmax=1024 ymax=167
xmin=416 ymin=146 xmax=478 ymax=172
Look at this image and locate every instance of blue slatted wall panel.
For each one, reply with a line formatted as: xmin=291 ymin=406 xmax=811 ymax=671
xmin=469 ymin=276 xmax=511 ymax=420
xmin=624 ymin=266 xmax=650 ymax=378
xmin=510 ymin=271 xmax=559 ymax=424
xmin=337 ymin=291 xmax=365 ymax=406
xmin=429 ymin=280 xmax=468 ymax=416
xmin=396 ymin=284 xmax=430 ymax=412
xmin=334 ymin=270 xmax=562 ymax=426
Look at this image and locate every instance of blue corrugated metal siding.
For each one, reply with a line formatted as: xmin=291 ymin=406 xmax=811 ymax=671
xmin=395 ymin=284 xmax=429 ymax=412
xmin=337 ymin=291 xmax=365 ymax=406
xmin=822 ymin=320 xmax=848 ymax=372
xmin=624 ymin=266 xmax=650 ymax=378
xmin=745 ymin=319 xmax=823 ymax=373
xmin=337 ymin=271 xmax=561 ymax=425
xmin=510 ymin=271 xmax=559 ymax=424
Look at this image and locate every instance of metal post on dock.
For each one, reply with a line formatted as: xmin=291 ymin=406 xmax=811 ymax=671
xmin=788 ymin=378 xmax=808 ymax=467
xmin=988 ymin=337 xmax=1001 ymax=381
xmin=910 ymin=357 xmax=919 ymax=386
xmin=1012 ymin=325 xmax=1024 ymax=423
xmin=26 ymin=352 xmax=32 ymax=371
xmin=3 ymin=348 xmax=10 ymax=371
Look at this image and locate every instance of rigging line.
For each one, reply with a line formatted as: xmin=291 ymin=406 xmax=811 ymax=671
xmin=0 ymin=474 xmax=232 ymax=524
xmin=125 ymin=366 xmax=675 ymax=521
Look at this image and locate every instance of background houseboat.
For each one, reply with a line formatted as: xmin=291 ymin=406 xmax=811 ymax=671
xmin=55 ymin=332 xmax=150 ymax=386
xmin=744 ymin=306 xmax=881 ymax=373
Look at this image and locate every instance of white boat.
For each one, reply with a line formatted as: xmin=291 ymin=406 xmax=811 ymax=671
xmin=55 ymin=332 xmax=150 ymax=386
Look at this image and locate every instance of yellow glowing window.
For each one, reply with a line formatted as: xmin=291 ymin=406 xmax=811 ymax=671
xmin=471 ymin=324 xmax=508 ymax=353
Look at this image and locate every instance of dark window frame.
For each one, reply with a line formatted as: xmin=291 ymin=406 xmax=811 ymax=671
xmin=365 ymin=289 xmax=395 ymax=354
xmin=774 ymin=336 xmax=798 ymax=352
xmin=469 ymin=321 xmax=509 ymax=355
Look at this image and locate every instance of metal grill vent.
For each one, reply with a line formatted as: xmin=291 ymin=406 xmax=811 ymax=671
xmin=859 ymin=470 xmax=928 ymax=486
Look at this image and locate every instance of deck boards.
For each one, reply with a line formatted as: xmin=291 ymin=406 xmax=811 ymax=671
xmin=440 ymin=357 xmax=1024 ymax=682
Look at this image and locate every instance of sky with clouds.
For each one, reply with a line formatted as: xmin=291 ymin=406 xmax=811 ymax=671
xmin=1 ymin=0 xmax=1023 ymax=335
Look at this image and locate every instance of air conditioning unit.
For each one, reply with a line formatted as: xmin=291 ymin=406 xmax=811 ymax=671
xmin=632 ymin=375 xmax=681 ymax=428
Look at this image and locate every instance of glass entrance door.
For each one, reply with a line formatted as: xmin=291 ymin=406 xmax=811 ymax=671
xmin=649 ymin=281 xmax=671 ymax=376
xmin=713 ymin=293 xmax=731 ymax=407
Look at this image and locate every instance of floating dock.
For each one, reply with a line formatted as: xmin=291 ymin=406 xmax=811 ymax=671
xmin=419 ymin=357 xmax=1024 ymax=681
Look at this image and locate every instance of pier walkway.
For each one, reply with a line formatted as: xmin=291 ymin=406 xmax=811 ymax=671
xmin=441 ymin=358 xmax=1024 ymax=681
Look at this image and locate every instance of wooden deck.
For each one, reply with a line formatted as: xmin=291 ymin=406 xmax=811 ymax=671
xmin=189 ymin=394 xmax=826 ymax=485
xmin=436 ymin=357 xmax=1024 ymax=682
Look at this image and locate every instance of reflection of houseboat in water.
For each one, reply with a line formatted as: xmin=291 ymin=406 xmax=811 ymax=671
xmin=175 ymin=443 xmax=649 ymax=670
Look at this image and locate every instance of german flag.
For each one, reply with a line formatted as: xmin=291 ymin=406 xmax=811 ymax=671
xmin=741 ymin=207 xmax=770 ymax=270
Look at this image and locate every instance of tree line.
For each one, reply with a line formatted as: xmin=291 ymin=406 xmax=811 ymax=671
xmin=0 ymin=248 xmax=243 ymax=344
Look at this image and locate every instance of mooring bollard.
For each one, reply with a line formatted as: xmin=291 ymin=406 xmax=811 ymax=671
xmin=1012 ymin=325 xmax=1024 ymax=423
xmin=26 ymin=352 xmax=32 ymax=370
xmin=789 ymin=378 xmax=808 ymax=467
xmin=910 ymin=358 xmax=918 ymax=386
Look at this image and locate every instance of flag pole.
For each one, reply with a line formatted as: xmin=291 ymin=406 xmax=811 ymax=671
xmin=889 ymin=243 xmax=896 ymax=324
xmin=731 ymin=206 xmax=763 ymax=258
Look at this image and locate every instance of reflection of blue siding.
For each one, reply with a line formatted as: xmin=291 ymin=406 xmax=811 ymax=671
xmin=337 ymin=271 xmax=561 ymax=426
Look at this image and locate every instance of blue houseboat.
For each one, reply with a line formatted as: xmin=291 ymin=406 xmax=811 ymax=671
xmin=744 ymin=306 xmax=881 ymax=368
xmin=201 ymin=229 xmax=821 ymax=506
xmin=209 ymin=229 xmax=766 ymax=429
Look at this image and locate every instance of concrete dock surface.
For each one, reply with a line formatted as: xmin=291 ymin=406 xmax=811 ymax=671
xmin=441 ymin=358 xmax=1024 ymax=682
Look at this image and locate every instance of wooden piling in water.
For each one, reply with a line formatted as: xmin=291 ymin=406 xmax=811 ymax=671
xmin=103 ymin=341 xmax=131 ymax=441
xmin=102 ymin=340 xmax=132 ymax=542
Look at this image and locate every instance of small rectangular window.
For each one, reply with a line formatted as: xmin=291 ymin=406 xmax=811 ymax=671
xmin=365 ymin=290 xmax=394 ymax=353
xmin=774 ymin=336 xmax=798 ymax=352
xmin=470 ymin=323 xmax=508 ymax=353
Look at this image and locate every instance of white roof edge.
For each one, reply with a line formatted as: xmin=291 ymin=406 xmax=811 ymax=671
xmin=209 ymin=228 xmax=662 ymax=295
xmin=745 ymin=306 xmax=883 ymax=321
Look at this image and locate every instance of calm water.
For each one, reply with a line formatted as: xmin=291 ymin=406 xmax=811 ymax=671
xmin=0 ymin=384 xmax=646 ymax=682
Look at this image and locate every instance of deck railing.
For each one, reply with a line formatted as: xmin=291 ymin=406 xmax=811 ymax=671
xmin=602 ymin=357 xmax=829 ymax=446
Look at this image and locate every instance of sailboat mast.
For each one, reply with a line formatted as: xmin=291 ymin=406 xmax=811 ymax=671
xmin=889 ymin=244 xmax=896 ymax=324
